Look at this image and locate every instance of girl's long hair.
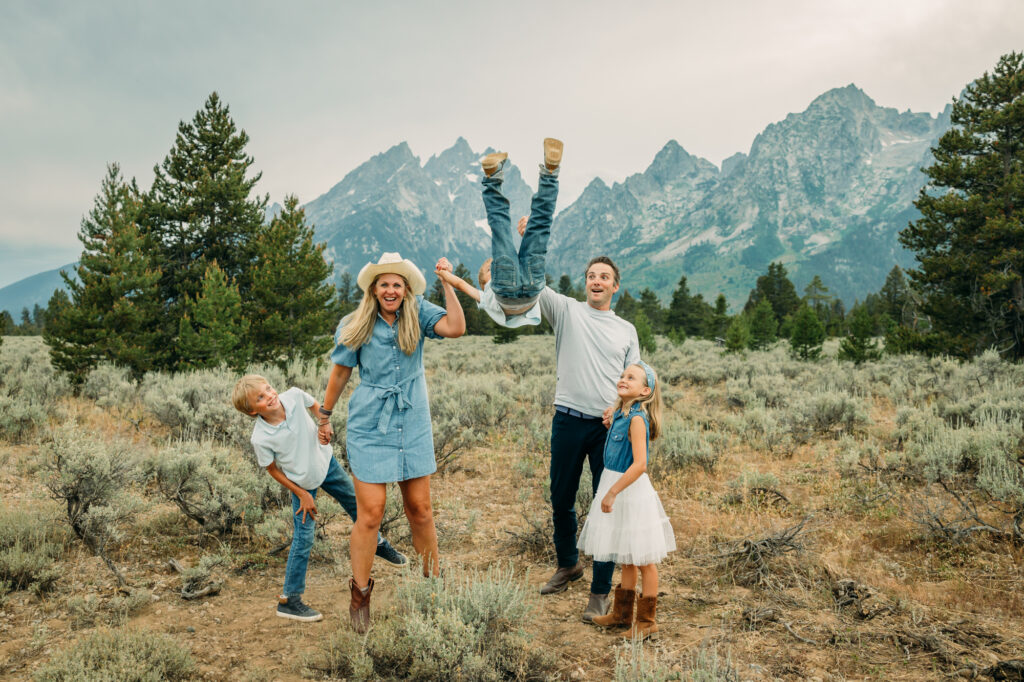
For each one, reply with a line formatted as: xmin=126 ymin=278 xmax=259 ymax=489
xmin=336 ymin=274 xmax=421 ymax=355
xmin=613 ymin=363 xmax=663 ymax=440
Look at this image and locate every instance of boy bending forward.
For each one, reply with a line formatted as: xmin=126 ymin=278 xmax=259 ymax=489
xmin=232 ymin=375 xmax=406 ymax=622
xmin=437 ymin=138 xmax=562 ymax=327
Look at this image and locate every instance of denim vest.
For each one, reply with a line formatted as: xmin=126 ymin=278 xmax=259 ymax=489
xmin=603 ymin=404 xmax=650 ymax=474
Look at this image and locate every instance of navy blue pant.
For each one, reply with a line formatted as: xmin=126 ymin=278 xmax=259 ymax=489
xmin=550 ymin=410 xmax=614 ymax=595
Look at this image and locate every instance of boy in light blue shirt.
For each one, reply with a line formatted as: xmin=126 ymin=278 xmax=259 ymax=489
xmin=232 ymin=374 xmax=407 ymax=622
xmin=436 ymin=138 xmax=562 ymax=328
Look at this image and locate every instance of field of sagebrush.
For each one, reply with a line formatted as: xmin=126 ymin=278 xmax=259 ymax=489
xmin=2 ymin=334 xmax=1023 ymax=681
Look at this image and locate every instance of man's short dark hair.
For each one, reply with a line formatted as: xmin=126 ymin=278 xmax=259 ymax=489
xmin=584 ymin=256 xmax=620 ymax=286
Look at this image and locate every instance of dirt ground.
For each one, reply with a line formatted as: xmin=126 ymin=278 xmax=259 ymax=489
xmin=2 ymin=382 xmax=1024 ymax=681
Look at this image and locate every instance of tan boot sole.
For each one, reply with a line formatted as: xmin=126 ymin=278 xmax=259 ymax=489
xmin=544 ymin=138 xmax=563 ymax=169
xmin=481 ymin=152 xmax=508 ymax=176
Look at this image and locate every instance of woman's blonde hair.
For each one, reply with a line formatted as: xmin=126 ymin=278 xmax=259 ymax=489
xmin=337 ymin=274 xmax=421 ymax=355
xmin=613 ymin=363 xmax=663 ymax=440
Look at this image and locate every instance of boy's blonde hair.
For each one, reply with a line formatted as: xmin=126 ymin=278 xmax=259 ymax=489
xmin=477 ymin=258 xmax=492 ymax=289
xmin=232 ymin=374 xmax=269 ymax=415
xmin=613 ymin=363 xmax=663 ymax=440
xmin=337 ymin=274 xmax=420 ymax=355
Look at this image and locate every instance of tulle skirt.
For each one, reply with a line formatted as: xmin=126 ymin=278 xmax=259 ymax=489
xmin=577 ymin=470 xmax=675 ymax=566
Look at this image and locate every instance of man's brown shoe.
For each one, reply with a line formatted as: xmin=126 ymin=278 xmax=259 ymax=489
xmin=591 ymin=585 xmax=633 ymax=628
xmin=543 ymin=138 xmax=563 ymax=171
xmin=481 ymin=152 xmax=508 ymax=177
xmin=349 ymin=577 xmax=374 ymax=633
xmin=539 ymin=562 xmax=583 ymax=595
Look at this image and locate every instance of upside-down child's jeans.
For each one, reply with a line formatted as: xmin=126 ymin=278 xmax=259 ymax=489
xmin=481 ymin=162 xmax=559 ymax=303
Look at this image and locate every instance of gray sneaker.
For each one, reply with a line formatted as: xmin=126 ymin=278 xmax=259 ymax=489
xmin=276 ymin=595 xmax=323 ymax=622
xmin=375 ymin=538 xmax=408 ymax=566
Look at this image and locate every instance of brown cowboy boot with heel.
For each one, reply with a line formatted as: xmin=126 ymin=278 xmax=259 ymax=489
xmin=591 ymin=584 xmax=634 ymax=629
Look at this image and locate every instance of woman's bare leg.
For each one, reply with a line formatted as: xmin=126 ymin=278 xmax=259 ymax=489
xmin=351 ymin=478 xmax=386 ymax=587
xmin=398 ymin=475 xmax=440 ymax=576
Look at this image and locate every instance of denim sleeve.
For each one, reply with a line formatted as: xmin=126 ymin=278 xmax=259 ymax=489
xmin=330 ymin=316 xmax=359 ymax=367
xmin=417 ymin=295 xmax=447 ymax=340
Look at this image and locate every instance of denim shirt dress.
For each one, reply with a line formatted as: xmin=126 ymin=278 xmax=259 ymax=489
xmin=603 ymin=404 xmax=650 ymax=474
xmin=330 ymin=296 xmax=447 ymax=483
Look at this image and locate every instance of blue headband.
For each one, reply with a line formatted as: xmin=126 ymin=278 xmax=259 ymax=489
xmin=636 ymin=361 xmax=656 ymax=391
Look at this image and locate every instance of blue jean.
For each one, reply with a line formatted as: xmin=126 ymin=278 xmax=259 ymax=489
xmin=481 ymin=162 xmax=559 ymax=300
xmin=282 ymin=456 xmax=378 ymax=596
xmin=549 ymin=410 xmax=614 ymax=595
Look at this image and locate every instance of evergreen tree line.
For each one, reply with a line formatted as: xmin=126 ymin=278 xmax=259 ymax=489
xmin=1 ymin=305 xmax=49 ymax=336
xmin=43 ymin=93 xmax=339 ymax=383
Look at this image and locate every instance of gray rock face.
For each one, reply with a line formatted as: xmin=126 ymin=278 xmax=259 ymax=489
xmin=548 ymin=84 xmax=951 ymax=305
xmin=304 ymin=137 xmax=535 ymax=284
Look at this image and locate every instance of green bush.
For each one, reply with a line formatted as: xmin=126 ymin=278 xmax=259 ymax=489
xmin=149 ymin=441 xmax=284 ymax=536
xmin=32 ymin=627 xmax=195 ymax=681
xmin=308 ymin=565 xmax=556 ymax=681
xmin=42 ymin=427 xmax=144 ymax=586
xmin=656 ymin=421 xmax=718 ymax=473
xmin=0 ymin=506 xmax=68 ymax=596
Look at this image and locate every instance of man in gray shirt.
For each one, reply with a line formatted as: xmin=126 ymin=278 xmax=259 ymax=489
xmin=537 ymin=256 xmax=640 ymax=623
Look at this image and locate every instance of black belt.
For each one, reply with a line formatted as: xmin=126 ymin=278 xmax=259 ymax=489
xmin=555 ymin=405 xmax=601 ymax=420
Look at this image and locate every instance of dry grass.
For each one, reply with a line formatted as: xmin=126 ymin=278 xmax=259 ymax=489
xmin=2 ymin=335 xmax=1024 ymax=680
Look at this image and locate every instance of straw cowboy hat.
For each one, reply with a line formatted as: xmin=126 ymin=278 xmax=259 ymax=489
xmin=356 ymin=252 xmax=427 ymax=296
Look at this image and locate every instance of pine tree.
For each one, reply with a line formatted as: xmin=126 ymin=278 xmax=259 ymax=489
xmin=899 ymin=52 xmax=1024 ymax=359
xmin=248 ymin=196 xmax=339 ymax=369
xmin=745 ymin=262 xmax=800 ymax=322
xmin=666 ymin=275 xmax=701 ymax=337
xmin=556 ymin=274 xmax=583 ymax=301
xmin=614 ymin=290 xmax=638 ymax=322
xmin=708 ymin=294 xmax=730 ymax=339
xmin=878 ymin=265 xmax=911 ymax=327
xmin=638 ymin=288 xmax=665 ymax=333
xmin=789 ymin=303 xmax=826 ymax=360
xmin=177 ymin=261 xmax=251 ymax=371
xmin=44 ymin=164 xmax=163 ymax=383
xmin=749 ymin=299 xmax=778 ymax=350
xmin=0 ymin=310 xmax=13 ymax=335
xmin=725 ymin=315 xmax=751 ymax=353
xmin=803 ymin=275 xmax=833 ymax=320
xmin=839 ymin=305 xmax=881 ymax=364
xmin=634 ymin=310 xmax=657 ymax=353
xmin=144 ymin=92 xmax=267 ymax=366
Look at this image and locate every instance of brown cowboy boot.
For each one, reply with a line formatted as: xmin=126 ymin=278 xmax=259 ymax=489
xmin=626 ymin=595 xmax=659 ymax=640
xmin=591 ymin=584 xmax=634 ymax=629
xmin=349 ymin=577 xmax=374 ymax=633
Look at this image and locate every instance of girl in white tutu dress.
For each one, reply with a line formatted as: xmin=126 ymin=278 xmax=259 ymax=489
xmin=577 ymin=360 xmax=675 ymax=639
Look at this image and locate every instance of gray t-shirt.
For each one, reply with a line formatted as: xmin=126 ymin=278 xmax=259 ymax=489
xmin=538 ymin=287 xmax=641 ymax=417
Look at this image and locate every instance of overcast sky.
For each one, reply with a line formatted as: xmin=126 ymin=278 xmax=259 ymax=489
xmin=1 ymin=0 xmax=1021 ymax=287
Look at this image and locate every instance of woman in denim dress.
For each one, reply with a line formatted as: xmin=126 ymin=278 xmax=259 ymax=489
xmin=318 ymin=252 xmax=465 ymax=632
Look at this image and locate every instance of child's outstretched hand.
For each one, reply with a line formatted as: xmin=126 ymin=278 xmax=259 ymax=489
xmin=435 ymin=257 xmax=453 ymax=274
xmin=517 ymin=216 xmax=528 ymax=237
xmin=601 ymin=490 xmax=617 ymax=513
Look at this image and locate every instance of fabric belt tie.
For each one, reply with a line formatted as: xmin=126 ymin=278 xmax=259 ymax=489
xmin=365 ymin=373 xmax=420 ymax=435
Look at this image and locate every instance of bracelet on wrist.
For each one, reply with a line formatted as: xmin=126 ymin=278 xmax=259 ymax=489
xmin=318 ymin=406 xmax=333 ymax=416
